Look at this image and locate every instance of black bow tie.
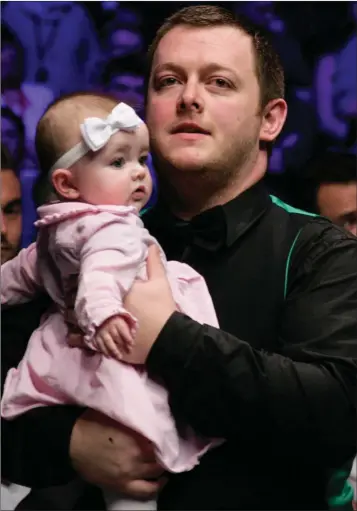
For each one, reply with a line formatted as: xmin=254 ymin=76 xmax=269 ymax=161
xmin=155 ymin=206 xmax=227 ymax=252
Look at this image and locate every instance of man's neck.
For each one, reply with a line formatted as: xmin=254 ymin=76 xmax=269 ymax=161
xmin=158 ymin=152 xmax=267 ymax=220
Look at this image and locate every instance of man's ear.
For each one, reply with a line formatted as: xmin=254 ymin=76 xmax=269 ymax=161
xmin=259 ymin=98 xmax=288 ymax=143
xmin=51 ymin=169 xmax=80 ymax=200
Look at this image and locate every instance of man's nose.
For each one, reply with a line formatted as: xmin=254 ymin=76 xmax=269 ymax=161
xmin=177 ymin=80 xmax=204 ymax=114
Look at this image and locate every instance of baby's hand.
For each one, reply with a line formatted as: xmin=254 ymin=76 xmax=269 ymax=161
xmin=94 ymin=316 xmax=135 ymax=361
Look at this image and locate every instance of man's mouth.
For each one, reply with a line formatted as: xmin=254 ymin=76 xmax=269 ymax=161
xmin=171 ymin=122 xmax=210 ymax=135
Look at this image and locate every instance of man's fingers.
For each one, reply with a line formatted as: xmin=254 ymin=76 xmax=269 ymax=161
xmin=139 ymin=462 xmax=165 ymax=479
xmin=146 ymin=245 xmax=166 ymax=280
xmin=68 ymin=333 xmax=85 ymax=348
xmin=125 ymin=478 xmax=166 ymax=501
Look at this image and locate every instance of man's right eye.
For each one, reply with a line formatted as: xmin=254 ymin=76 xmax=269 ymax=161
xmin=157 ymin=76 xmax=179 ymax=88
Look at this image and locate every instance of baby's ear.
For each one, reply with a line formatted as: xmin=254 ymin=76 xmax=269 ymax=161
xmin=51 ymin=168 xmax=80 ymax=200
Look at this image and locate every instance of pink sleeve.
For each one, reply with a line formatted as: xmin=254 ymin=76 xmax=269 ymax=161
xmin=1 ymin=243 xmax=43 ymax=305
xmin=74 ymin=214 xmax=146 ymax=347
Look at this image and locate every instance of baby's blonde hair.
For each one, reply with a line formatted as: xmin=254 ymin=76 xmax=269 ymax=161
xmin=35 ymin=92 xmax=119 ymax=175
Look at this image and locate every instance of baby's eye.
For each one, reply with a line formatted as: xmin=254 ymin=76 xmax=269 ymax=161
xmin=139 ymin=155 xmax=148 ymax=166
xmin=112 ymin=158 xmax=125 ymax=168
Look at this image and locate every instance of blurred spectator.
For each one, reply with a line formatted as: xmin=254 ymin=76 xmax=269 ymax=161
xmin=300 ymin=152 xmax=357 ymax=235
xmin=235 ymin=2 xmax=318 ymax=174
xmin=0 ymin=144 xmax=22 ymax=264
xmin=1 ymin=107 xmax=25 ymax=171
xmin=314 ymin=3 xmax=356 ymax=151
xmin=101 ymin=56 xmax=145 ymax=115
xmin=1 ymin=22 xmax=54 ymax=168
xmin=2 ymin=1 xmax=102 ymax=97
xmin=101 ymin=6 xmax=144 ymax=60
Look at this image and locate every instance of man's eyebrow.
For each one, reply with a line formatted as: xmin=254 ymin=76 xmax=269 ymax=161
xmin=152 ymin=62 xmax=239 ymax=79
xmin=2 ymin=198 xmax=22 ymax=213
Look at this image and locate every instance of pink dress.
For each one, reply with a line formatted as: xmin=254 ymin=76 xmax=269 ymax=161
xmin=1 ymin=202 xmax=219 ymax=473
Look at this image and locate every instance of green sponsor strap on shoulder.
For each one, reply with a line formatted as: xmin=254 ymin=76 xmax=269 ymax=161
xmin=139 ymin=206 xmax=152 ymax=218
xmin=327 ymin=469 xmax=354 ymax=510
xmin=270 ymin=194 xmax=317 ymax=217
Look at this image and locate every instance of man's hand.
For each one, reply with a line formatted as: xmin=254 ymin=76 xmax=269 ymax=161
xmin=94 ymin=316 xmax=134 ymax=361
xmin=70 ymin=409 xmax=166 ymax=500
xmin=68 ymin=245 xmax=176 ymax=363
xmin=121 ymin=245 xmax=176 ymax=364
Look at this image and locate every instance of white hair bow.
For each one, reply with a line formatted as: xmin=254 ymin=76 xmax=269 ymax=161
xmin=50 ymin=102 xmax=143 ymax=172
xmin=80 ymin=103 xmax=143 ymax=152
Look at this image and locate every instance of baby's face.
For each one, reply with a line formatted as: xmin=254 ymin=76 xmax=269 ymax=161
xmin=75 ymin=123 xmax=153 ymax=211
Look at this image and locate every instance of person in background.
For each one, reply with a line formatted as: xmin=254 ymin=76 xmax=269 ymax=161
xmin=301 ymin=152 xmax=357 ymax=236
xmin=1 ymin=144 xmax=22 ymax=264
xmin=0 ymin=106 xmax=39 ymax=247
xmin=0 ymin=144 xmax=31 ymax=510
xmin=1 ymin=107 xmax=26 ymax=171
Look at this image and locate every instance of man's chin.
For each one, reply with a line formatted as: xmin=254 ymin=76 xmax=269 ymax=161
xmin=166 ymin=151 xmax=211 ymax=173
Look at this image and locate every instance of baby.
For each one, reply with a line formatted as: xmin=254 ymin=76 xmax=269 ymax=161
xmin=1 ymin=93 xmax=220 ymax=510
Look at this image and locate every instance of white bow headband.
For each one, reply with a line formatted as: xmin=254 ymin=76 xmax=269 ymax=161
xmin=50 ymin=102 xmax=143 ymax=173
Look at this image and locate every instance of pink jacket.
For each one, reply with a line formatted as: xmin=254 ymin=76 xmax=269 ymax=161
xmin=2 ymin=202 xmax=170 ymax=348
xmin=1 ymin=202 xmax=220 ymax=473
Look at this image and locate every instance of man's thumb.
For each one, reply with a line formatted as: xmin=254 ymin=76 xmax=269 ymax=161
xmin=146 ymin=245 xmax=165 ymax=279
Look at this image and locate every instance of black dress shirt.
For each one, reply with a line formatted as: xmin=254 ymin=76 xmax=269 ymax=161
xmin=2 ymin=182 xmax=357 ymax=509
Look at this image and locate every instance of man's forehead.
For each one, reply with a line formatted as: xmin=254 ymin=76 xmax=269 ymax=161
xmin=1 ymin=168 xmax=21 ymax=202
xmin=153 ymin=25 xmax=254 ymax=70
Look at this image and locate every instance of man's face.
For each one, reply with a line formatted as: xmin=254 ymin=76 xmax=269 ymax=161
xmin=146 ymin=25 xmax=263 ymax=179
xmin=1 ymin=169 xmax=22 ymax=263
xmin=317 ymin=182 xmax=357 ymax=236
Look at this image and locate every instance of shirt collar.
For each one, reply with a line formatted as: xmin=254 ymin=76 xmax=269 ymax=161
xmin=146 ymin=179 xmax=271 ymax=251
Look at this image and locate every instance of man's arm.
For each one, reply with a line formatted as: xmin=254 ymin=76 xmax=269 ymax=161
xmin=145 ymin=223 xmax=357 ymax=465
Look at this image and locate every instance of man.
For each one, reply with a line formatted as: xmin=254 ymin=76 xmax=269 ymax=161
xmin=301 ymin=152 xmax=357 ymax=236
xmin=1 ymin=144 xmax=22 ymax=264
xmin=2 ymin=5 xmax=356 ymax=510
xmin=1 ymin=107 xmax=26 ymax=171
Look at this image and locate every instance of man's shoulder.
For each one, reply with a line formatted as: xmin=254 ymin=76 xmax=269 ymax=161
xmin=289 ymin=216 xmax=357 ymax=278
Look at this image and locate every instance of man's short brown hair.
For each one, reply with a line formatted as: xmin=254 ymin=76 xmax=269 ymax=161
xmin=147 ymin=4 xmax=285 ymax=110
xmin=1 ymin=143 xmax=14 ymax=172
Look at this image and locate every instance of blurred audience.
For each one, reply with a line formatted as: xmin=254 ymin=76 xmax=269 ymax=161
xmin=300 ymin=152 xmax=357 ymax=235
xmin=2 ymin=1 xmax=102 ymax=97
xmin=235 ymin=1 xmax=319 ymax=174
xmin=101 ymin=55 xmax=145 ymax=115
xmin=314 ymin=3 xmax=356 ymax=152
xmin=1 ymin=22 xmax=54 ymax=168
xmin=101 ymin=5 xmax=144 ymax=60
